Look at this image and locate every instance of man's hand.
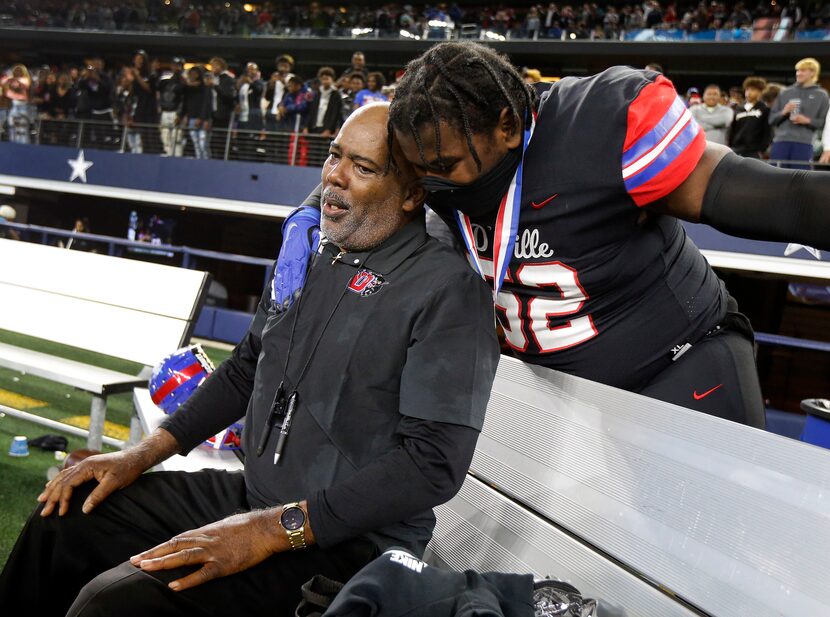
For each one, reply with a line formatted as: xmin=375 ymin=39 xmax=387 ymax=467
xmin=272 ymin=206 xmax=321 ymax=311
xmin=782 ymin=100 xmax=799 ymax=114
xmin=37 ymin=429 xmax=179 ymax=517
xmin=819 ymin=150 xmax=830 ymax=165
xmin=130 ymin=509 xmax=283 ymax=591
xmin=790 ymin=113 xmax=811 ymax=125
xmin=38 ymin=449 xmax=146 ymax=517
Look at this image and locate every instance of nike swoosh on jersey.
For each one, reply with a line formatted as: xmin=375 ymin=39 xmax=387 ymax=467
xmin=693 ymin=384 xmax=723 ymax=400
xmin=530 ymin=194 xmax=558 ymax=209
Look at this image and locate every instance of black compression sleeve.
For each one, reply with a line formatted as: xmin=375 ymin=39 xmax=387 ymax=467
xmin=159 ymin=329 xmax=260 ymax=454
xmin=159 ymin=285 xmax=271 ymax=453
xmin=701 ymin=152 xmax=830 ymax=251
xmin=307 ymin=417 xmax=479 ymax=548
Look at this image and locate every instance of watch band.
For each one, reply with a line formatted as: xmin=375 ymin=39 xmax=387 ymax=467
xmin=280 ymin=502 xmax=308 ymax=550
xmin=286 ymin=526 xmax=307 ymax=550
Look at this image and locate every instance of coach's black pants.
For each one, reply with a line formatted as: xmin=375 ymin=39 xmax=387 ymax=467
xmin=0 ymin=470 xmax=375 ymax=617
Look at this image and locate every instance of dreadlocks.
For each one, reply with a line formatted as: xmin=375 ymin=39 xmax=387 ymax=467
xmin=388 ymin=41 xmax=536 ymax=172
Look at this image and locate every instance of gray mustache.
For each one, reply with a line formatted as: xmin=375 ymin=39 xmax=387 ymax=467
xmin=322 ymin=189 xmax=350 ymax=210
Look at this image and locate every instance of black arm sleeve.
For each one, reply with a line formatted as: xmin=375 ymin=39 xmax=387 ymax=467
xmin=159 ymin=331 xmax=260 ymax=454
xmin=307 ymin=417 xmax=479 ymax=548
xmin=701 ymin=151 xmax=830 ymax=251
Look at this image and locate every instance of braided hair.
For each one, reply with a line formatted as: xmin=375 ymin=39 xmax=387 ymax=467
xmin=388 ymin=41 xmax=535 ymax=172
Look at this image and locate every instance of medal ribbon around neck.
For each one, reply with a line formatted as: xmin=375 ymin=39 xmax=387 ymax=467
xmin=455 ymin=113 xmax=536 ymax=301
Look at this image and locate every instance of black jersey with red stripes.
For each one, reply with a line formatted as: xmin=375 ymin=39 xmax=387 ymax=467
xmin=434 ymin=66 xmax=728 ymax=390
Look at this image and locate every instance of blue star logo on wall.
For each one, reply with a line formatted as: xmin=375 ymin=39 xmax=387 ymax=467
xmin=67 ymin=150 xmax=94 ymax=183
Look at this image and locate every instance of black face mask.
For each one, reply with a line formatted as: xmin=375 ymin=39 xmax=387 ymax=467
xmin=422 ymin=146 xmax=522 ymax=218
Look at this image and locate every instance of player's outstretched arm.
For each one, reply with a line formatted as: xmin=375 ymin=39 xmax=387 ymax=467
xmin=653 ymin=142 xmax=830 ymax=250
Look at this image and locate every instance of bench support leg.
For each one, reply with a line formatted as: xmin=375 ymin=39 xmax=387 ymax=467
xmin=128 ymin=412 xmax=143 ymax=447
xmin=88 ymin=395 xmax=106 ymax=451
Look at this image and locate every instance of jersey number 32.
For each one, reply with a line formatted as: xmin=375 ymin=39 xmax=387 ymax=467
xmin=480 ymin=257 xmax=598 ymax=353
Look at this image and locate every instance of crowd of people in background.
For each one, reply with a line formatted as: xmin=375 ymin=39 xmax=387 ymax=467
xmin=0 ymin=50 xmax=395 ymax=164
xmin=1 ymin=52 xmax=829 ymax=165
xmin=2 ymin=0 xmax=830 ymax=40
xmin=663 ymin=56 xmax=829 ymax=165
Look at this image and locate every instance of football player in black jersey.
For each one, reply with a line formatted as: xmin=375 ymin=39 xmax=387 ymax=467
xmin=276 ymin=42 xmax=830 ymax=428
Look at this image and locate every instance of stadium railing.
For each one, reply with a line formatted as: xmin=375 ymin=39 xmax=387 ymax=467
xmin=0 ymin=220 xmax=275 ymax=287
xmin=767 ymin=158 xmax=830 ymax=170
xmin=15 ymin=117 xmax=332 ymax=167
xmin=7 ymin=118 xmax=830 ymax=172
xmin=426 ymin=355 xmax=830 ymax=616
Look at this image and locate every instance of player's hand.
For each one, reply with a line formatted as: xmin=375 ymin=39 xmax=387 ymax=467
xmin=819 ymin=150 xmax=830 ymax=165
xmin=782 ymin=101 xmax=798 ymax=114
xmin=272 ymin=206 xmax=321 ymax=311
xmin=130 ymin=510 xmax=280 ymax=591
xmin=37 ymin=449 xmax=148 ymax=517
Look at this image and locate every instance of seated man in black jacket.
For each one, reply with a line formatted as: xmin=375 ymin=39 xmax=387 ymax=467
xmin=0 ymin=103 xmax=499 ymax=617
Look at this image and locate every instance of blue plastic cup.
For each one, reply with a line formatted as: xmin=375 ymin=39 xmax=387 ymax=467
xmin=8 ymin=435 xmax=29 ymax=457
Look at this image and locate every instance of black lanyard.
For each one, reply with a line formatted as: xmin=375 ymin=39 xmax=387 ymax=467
xmin=256 ymin=247 xmax=353 ymax=463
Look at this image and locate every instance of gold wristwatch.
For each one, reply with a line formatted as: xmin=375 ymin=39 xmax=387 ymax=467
xmin=279 ymin=502 xmax=308 ymax=550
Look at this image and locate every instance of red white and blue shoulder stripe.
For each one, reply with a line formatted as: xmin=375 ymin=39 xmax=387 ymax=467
xmin=621 ymin=75 xmax=706 ymax=207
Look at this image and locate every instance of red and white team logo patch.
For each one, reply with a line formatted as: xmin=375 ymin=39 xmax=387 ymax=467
xmin=347 ymin=269 xmax=388 ymax=297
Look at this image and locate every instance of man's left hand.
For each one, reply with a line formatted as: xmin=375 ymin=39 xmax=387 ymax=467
xmin=790 ymin=113 xmax=811 ymax=125
xmin=129 ymin=510 xmax=281 ymax=591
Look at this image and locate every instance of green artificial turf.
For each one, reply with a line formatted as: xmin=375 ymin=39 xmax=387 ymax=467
xmin=0 ymin=414 xmax=90 ymax=564
xmin=0 ymin=329 xmax=233 ymax=568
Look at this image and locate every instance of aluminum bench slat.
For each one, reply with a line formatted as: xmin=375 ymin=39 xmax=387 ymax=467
xmin=430 ymin=476 xmax=698 ymax=617
xmin=0 ymin=342 xmax=145 ymax=394
xmin=465 ymin=357 xmax=830 ymax=617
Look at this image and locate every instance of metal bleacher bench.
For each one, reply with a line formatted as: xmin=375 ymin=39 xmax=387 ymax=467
xmin=426 ymin=356 xmax=830 ymax=617
xmin=0 ymin=238 xmax=209 ymax=451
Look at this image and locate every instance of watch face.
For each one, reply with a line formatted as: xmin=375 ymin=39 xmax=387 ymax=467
xmin=280 ymin=506 xmax=305 ymax=531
